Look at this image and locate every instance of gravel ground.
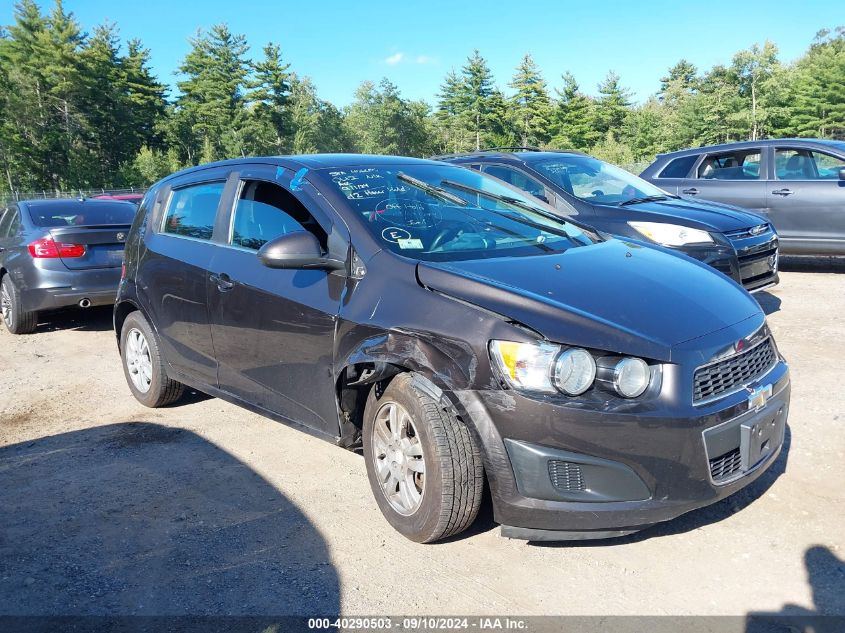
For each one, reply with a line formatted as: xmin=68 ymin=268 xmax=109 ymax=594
xmin=1 ymin=258 xmax=844 ymax=617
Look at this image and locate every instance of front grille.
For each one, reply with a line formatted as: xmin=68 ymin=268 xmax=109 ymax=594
xmin=725 ymin=224 xmax=770 ymax=239
xmin=693 ymin=338 xmax=777 ymax=403
xmin=709 ymin=448 xmax=742 ymax=482
xmin=548 ymin=460 xmax=586 ymax=492
xmin=729 ymin=230 xmax=778 ymax=287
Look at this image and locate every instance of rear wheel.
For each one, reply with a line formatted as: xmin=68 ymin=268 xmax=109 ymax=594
xmin=362 ymin=372 xmax=484 ymax=543
xmin=120 ymin=311 xmax=184 ymax=407
xmin=1 ymin=275 xmax=37 ymax=335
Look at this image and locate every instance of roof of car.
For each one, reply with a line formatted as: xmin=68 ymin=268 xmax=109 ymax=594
xmin=158 ymin=153 xmax=445 ymax=184
xmin=20 ymin=198 xmax=135 ymax=209
xmin=434 ymin=148 xmax=587 ymax=163
xmin=93 ymin=193 xmax=144 ymax=201
xmin=656 ymin=138 xmax=845 ymax=159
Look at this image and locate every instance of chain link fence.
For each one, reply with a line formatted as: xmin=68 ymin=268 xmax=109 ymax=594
xmin=1 ymin=187 xmax=148 ymax=207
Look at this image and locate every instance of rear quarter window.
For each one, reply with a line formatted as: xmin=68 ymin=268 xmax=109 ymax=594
xmin=658 ymin=155 xmax=698 ymax=179
xmin=162 ymin=182 xmax=225 ymax=240
xmin=6 ymin=210 xmax=20 ymax=236
xmin=0 ymin=209 xmax=12 ymax=236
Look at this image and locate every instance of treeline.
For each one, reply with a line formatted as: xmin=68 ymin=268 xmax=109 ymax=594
xmin=1 ymin=0 xmax=843 ymax=194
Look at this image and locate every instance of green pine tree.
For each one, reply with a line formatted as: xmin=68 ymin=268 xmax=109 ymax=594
xmin=790 ymin=28 xmax=845 ymax=138
xmin=550 ymin=72 xmax=597 ymax=150
xmin=171 ymin=24 xmax=251 ymax=163
xmin=509 ymin=54 xmax=551 ymax=147
xmin=460 ymin=50 xmax=495 ymax=150
xmin=244 ymin=43 xmax=291 ymax=154
xmin=594 ymin=71 xmax=632 ymax=135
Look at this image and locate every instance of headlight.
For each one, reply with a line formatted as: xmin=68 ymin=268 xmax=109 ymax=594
xmin=491 ymin=341 xmax=650 ymax=398
xmin=489 ymin=340 xmax=559 ymax=393
xmin=628 ymin=221 xmax=714 ymax=246
xmin=553 ymin=348 xmax=596 ymax=395
xmin=597 ymin=357 xmax=651 ymax=398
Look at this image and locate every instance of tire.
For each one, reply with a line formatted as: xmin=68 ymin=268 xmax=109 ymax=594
xmin=1 ymin=274 xmax=37 ymax=335
xmin=120 ymin=310 xmax=184 ymax=407
xmin=362 ymin=372 xmax=484 ymax=543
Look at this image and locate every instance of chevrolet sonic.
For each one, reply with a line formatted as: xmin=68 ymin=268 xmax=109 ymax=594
xmin=114 ymin=155 xmax=790 ymax=542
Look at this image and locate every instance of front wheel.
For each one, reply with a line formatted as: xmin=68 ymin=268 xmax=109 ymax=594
xmin=362 ymin=373 xmax=484 ymax=543
xmin=120 ymin=311 xmax=184 ymax=407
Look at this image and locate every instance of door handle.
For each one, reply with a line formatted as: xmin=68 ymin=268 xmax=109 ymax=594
xmin=209 ymin=272 xmax=235 ymax=291
xmin=772 ymin=188 xmax=793 ymax=196
xmin=682 ymin=188 xmax=698 ymax=195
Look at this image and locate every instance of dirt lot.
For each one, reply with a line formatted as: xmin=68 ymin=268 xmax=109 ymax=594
xmin=1 ymin=258 xmax=844 ymax=618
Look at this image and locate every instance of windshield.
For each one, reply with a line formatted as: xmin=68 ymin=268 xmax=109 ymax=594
xmin=534 ymin=155 xmax=669 ymax=205
xmin=29 ymin=202 xmax=136 ymax=227
xmin=321 ymin=163 xmax=594 ymax=262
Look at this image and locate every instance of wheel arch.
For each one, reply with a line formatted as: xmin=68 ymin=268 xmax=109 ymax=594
xmin=113 ymin=298 xmax=158 ymax=350
xmin=333 ymin=329 xmax=479 ymax=448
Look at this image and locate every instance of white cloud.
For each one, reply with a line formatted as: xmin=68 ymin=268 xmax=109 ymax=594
xmin=384 ymin=52 xmax=404 ymax=65
xmin=415 ymin=55 xmax=435 ymax=65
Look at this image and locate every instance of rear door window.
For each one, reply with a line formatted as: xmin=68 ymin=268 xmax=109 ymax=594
xmin=162 ymin=181 xmax=225 ymax=240
xmin=658 ymin=155 xmax=698 ymax=179
xmin=697 ymin=150 xmax=761 ymax=180
xmin=229 ymin=180 xmax=325 ymax=251
xmin=775 ymin=148 xmax=845 ymax=180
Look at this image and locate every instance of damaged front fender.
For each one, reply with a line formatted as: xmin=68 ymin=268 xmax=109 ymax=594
xmin=337 ymin=328 xmax=478 ymax=392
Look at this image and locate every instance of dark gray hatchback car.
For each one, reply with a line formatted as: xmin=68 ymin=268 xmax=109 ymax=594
xmin=640 ymin=138 xmax=845 ymax=255
xmin=0 ymin=198 xmax=135 ymax=333
xmin=439 ymin=149 xmax=779 ymax=292
xmin=115 ymin=154 xmax=790 ymax=543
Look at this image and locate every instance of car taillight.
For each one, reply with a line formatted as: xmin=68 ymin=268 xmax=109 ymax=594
xmin=28 ymin=237 xmax=86 ymax=258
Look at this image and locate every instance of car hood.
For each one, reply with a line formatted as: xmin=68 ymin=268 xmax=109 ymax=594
xmin=596 ymin=197 xmax=767 ymax=232
xmin=416 ymin=239 xmax=762 ymax=362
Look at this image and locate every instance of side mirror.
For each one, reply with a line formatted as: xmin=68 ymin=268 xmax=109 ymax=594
xmin=839 ymin=167 xmax=845 ymax=181
xmin=257 ymin=231 xmax=345 ymax=271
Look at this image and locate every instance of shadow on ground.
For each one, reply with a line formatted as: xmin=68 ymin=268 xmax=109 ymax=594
xmin=779 ymin=255 xmax=845 ymax=274
xmin=0 ymin=421 xmax=340 ymax=616
xmin=532 ymin=424 xmax=791 ymax=548
xmin=755 ymin=290 xmax=781 ymax=315
xmin=34 ymin=305 xmax=114 ymax=333
xmin=745 ymin=545 xmax=845 ymax=631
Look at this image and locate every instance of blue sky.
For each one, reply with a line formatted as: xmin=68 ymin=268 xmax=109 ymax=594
xmin=1 ymin=0 xmax=837 ymax=106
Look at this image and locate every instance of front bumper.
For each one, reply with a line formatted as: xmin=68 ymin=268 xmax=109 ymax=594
xmin=451 ymin=358 xmax=790 ymax=541
xmin=679 ymin=230 xmax=779 ymax=293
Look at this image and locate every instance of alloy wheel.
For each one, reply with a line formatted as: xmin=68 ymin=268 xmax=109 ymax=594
xmin=125 ymin=328 xmax=153 ymax=393
xmin=1 ymin=283 xmax=12 ymax=328
xmin=371 ymin=401 xmax=426 ymax=515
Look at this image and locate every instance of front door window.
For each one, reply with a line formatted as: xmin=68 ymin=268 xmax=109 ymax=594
xmin=775 ymin=148 xmax=845 ymax=180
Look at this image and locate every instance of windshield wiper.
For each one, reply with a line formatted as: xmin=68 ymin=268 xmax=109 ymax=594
xmin=439 ymin=179 xmax=574 ymax=240
xmin=397 ymin=172 xmax=468 ymax=207
xmin=440 ymin=180 xmax=565 ymax=223
xmin=617 ymin=194 xmax=678 ymax=207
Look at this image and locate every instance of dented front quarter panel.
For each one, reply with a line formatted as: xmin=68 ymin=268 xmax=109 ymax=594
xmin=335 ymin=250 xmax=527 ymax=393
